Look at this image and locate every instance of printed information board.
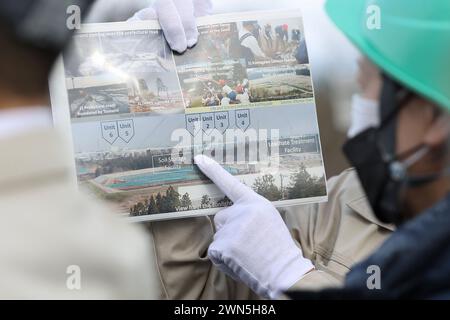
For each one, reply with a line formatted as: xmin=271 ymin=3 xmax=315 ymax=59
xmin=50 ymin=10 xmax=327 ymax=222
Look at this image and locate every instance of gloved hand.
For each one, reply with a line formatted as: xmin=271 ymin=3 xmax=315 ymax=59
xmin=129 ymin=0 xmax=213 ymax=53
xmin=194 ymin=155 xmax=314 ymax=299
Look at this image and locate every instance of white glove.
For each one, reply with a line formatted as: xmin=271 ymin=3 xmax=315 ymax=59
xmin=347 ymin=94 xmax=380 ymax=138
xmin=194 ymin=155 xmax=314 ymax=299
xmin=129 ymin=0 xmax=213 ymax=53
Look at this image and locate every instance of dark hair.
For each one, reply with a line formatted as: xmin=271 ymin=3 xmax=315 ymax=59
xmin=0 ymin=22 xmax=57 ymax=98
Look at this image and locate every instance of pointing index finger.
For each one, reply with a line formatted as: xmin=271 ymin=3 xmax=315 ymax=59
xmin=194 ymin=155 xmax=254 ymax=203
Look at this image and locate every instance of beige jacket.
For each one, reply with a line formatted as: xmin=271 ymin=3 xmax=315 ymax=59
xmin=0 ymin=129 xmax=160 ymax=299
xmin=147 ymin=168 xmax=395 ymax=299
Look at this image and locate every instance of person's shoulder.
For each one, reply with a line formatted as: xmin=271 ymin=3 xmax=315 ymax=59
xmin=0 ymin=183 xmax=155 ymax=298
xmin=328 ymin=167 xmax=359 ymax=184
xmin=326 ymin=168 xmax=365 ymax=203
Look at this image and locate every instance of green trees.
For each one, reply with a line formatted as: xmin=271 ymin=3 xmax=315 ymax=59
xmin=252 ymin=174 xmax=282 ymax=201
xmin=287 ymin=164 xmax=326 ymax=199
xmin=216 ymin=196 xmax=233 ymax=207
xmin=155 ymin=193 xmax=163 ymax=210
xmin=180 ymin=193 xmax=193 ymax=211
xmin=130 ymin=201 xmax=146 ymax=216
xmin=147 ymin=195 xmax=159 ymax=215
xmin=158 ymin=186 xmax=181 ymax=213
xmin=200 ymin=195 xmax=212 ymax=209
xmin=129 ymin=186 xmax=182 ymax=216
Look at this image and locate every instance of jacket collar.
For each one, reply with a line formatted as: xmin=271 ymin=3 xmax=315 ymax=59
xmin=347 ymin=188 xmax=396 ymax=232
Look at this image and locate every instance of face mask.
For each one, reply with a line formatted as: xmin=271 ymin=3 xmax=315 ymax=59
xmin=343 ymin=127 xmax=431 ymax=224
xmin=343 ymin=75 xmax=450 ymax=225
xmin=347 ymin=94 xmax=380 ymax=139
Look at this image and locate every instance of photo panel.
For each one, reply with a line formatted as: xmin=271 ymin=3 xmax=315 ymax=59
xmin=51 ymin=11 xmax=327 ymax=221
xmin=174 ymin=16 xmax=314 ymax=112
xmin=63 ymin=29 xmax=184 ymax=121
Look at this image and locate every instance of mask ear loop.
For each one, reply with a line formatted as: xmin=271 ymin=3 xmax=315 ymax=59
xmin=391 ymin=108 xmax=450 ymax=187
xmin=403 ymin=146 xmax=450 ymax=187
xmin=389 ymin=145 xmax=429 ymax=182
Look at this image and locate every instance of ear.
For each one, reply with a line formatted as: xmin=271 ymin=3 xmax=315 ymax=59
xmin=424 ymin=111 xmax=450 ymax=148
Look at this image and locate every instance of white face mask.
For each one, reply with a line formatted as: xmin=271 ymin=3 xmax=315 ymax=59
xmin=347 ymin=94 xmax=380 ymax=138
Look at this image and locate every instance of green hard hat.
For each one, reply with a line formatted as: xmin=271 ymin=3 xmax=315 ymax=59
xmin=325 ymin=0 xmax=450 ymax=112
